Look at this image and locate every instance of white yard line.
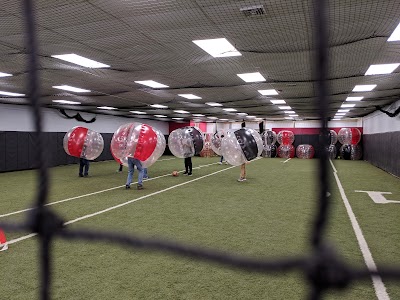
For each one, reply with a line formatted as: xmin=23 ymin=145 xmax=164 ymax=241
xmin=8 ymin=163 xmax=237 ymax=246
xmin=0 ymin=161 xmax=218 ymax=219
xmin=330 ymin=160 xmax=389 ymax=300
xmin=281 ymin=158 xmax=291 ymax=163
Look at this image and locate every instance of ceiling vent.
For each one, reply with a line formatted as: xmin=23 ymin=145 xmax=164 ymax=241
xmin=240 ymin=5 xmax=266 ymax=17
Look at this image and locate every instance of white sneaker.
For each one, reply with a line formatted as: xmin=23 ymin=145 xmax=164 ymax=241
xmin=218 ymin=162 xmax=222 ymax=165
xmin=237 ymin=177 xmax=246 ymax=182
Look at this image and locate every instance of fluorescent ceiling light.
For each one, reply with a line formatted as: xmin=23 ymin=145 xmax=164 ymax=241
xmin=341 ymin=103 xmax=356 ymax=108
xmin=51 ymin=54 xmax=110 ymax=68
xmin=270 ymin=100 xmax=286 ymax=104
xmin=154 ymin=114 xmax=167 ymax=118
xmin=388 ymin=22 xmax=400 ymax=41
xmin=98 ymin=106 xmax=117 ymax=110
xmin=278 ymin=106 xmax=291 ymax=110
xmin=53 ymin=85 xmax=90 ymax=93
xmin=205 ymin=102 xmax=223 ymax=107
xmin=0 ymin=72 xmax=12 ymax=77
xmin=223 ymin=108 xmax=237 ymax=112
xmin=289 ymin=114 xmax=298 ymax=117
xmin=346 ymin=96 xmax=364 ymax=101
xmin=365 ymin=63 xmax=400 ymax=75
xmin=172 ymin=117 xmax=183 ymax=120
xmin=0 ymin=91 xmax=25 ymax=96
xmin=174 ymin=110 xmax=190 ymax=114
xmin=150 ymin=104 xmax=168 ymax=108
xmin=178 ymin=94 xmax=201 ymax=99
xmin=130 ymin=111 xmax=147 ymax=114
xmin=246 ymin=115 xmax=256 ymax=118
xmin=192 ymin=113 xmax=205 ymax=117
xmin=338 ymin=109 xmax=350 ymax=113
xmin=237 ymin=112 xmax=248 ymax=116
xmin=335 ymin=113 xmax=346 ymax=116
xmin=207 ymin=116 xmax=218 ymax=119
xmin=52 ymin=100 xmax=81 ymax=105
xmin=219 ymin=118 xmax=229 ymax=121
xmin=284 ymin=117 xmax=293 ymax=120
xmin=284 ymin=111 xmax=296 ymax=114
xmin=135 ymin=80 xmax=169 ymax=88
xmin=332 ymin=118 xmax=342 ymax=120
xmin=237 ymin=72 xmax=266 ymax=83
xmin=352 ymin=85 xmax=376 ymax=92
xmin=258 ymin=89 xmax=278 ymax=95
xmin=192 ymin=38 xmax=241 ymax=57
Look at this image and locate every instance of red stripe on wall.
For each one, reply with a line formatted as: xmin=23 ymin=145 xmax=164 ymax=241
xmin=272 ymin=127 xmax=363 ymax=135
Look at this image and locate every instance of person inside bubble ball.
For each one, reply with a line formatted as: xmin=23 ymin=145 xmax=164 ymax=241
xmin=79 ymin=158 xmax=89 ymax=177
xmin=182 ymin=136 xmax=193 ymax=176
xmin=125 ymin=157 xmax=144 ymax=190
xmin=238 ymin=163 xmax=246 ymax=182
xmin=217 ymin=134 xmax=227 ymax=165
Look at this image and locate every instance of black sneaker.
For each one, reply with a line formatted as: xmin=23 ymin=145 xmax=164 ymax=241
xmin=183 ymin=171 xmax=188 ymax=175
xmin=79 ymin=174 xmax=83 ymax=177
xmin=125 ymin=185 xmax=130 ymax=189
xmin=188 ymin=173 xmax=192 ymax=176
xmin=137 ymin=184 xmax=144 ymax=190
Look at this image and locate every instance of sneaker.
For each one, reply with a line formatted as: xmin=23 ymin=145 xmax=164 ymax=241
xmin=125 ymin=185 xmax=130 ymax=189
xmin=237 ymin=177 xmax=246 ymax=182
xmin=137 ymin=184 xmax=144 ymax=190
xmin=183 ymin=171 xmax=188 ymax=175
xmin=218 ymin=162 xmax=222 ymax=165
xmin=224 ymin=161 xmax=229 ymax=165
xmin=143 ymin=176 xmax=149 ymax=180
xmin=79 ymin=174 xmax=83 ymax=177
xmin=188 ymin=173 xmax=192 ymax=176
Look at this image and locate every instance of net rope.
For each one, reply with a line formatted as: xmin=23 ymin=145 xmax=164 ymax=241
xmin=0 ymin=1 xmax=400 ymax=299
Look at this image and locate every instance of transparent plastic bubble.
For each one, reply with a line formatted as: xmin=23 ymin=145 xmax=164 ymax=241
xmin=327 ymin=144 xmax=337 ymax=159
xmin=63 ymin=126 xmax=104 ymax=160
xmin=262 ymin=144 xmax=277 ymax=158
xmin=329 ymin=130 xmax=338 ymax=145
xmin=220 ymin=128 xmax=263 ymax=166
xmin=110 ymin=122 xmax=165 ymax=168
xmin=211 ymin=131 xmax=224 ymax=156
xmin=277 ymin=130 xmax=295 ymax=145
xmin=262 ymin=130 xmax=277 ymax=146
xmin=338 ymin=128 xmax=361 ymax=145
xmin=277 ymin=144 xmax=295 ymax=158
xmin=296 ymin=144 xmax=315 ymax=159
xmin=339 ymin=144 xmax=363 ymax=160
xmin=168 ymin=126 xmax=204 ymax=158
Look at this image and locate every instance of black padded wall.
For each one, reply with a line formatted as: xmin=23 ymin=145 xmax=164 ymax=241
xmin=363 ymin=132 xmax=400 ymax=177
xmin=0 ymin=131 xmax=114 ymax=173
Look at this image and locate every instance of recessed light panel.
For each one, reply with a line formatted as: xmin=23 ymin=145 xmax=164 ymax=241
xmin=338 ymin=109 xmax=350 ymax=113
xmin=388 ymin=22 xmax=400 ymax=41
xmin=174 ymin=110 xmax=190 ymax=114
xmin=172 ymin=117 xmax=183 ymax=120
xmin=52 ymin=100 xmax=81 ymax=105
xmin=192 ymin=38 xmax=241 ymax=57
xmin=135 ymin=80 xmax=169 ymax=88
xmin=278 ymin=106 xmax=291 ymax=110
xmin=130 ymin=111 xmax=147 ymax=114
xmin=98 ymin=106 xmax=117 ymax=110
xmin=52 ymin=54 xmax=110 ymax=68
xmin=205 ymin=102 xmax=223 ymax=107
xmin=154 ymin=115 xmax=167 ymax=118
xmin=365 ymin=63 xmax=400 ymax=75
xmin=258 ymin=89 xmax=279 ymax=95
xmin=223 ymin=108 xmax=237 ymax=112
xmin=0 ymin=91 xmax=25 ymax=96
xmin=341 ymin=103 xmax=356 ymax=108
xmin=237 ymin=112 xmax=248 ymax=116
xmin=150 ymin=104 xmax=168 ymax=108
xmin=192 ymin=114 xmax=205 ymax=117
xmin=237 ymin=72 xmax=266 ymax=82
xmin=352 ymin=85 xmax=376 ymax=92
xmin=178 ymin=94 xmax=201 ymax=99
xmin=270 ymin=100 xmax=286 ymax=104
xmin=53 ymin=85 xmax=90 ymax=93
xmin=346 ymin=96 xmax=364 ymax=101
xmin=0 ymin=72 xmax=12 ymax=77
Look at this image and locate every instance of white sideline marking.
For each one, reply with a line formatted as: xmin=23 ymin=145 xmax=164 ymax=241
xmin=330 ymin=160 xmax=389 ymax=300
xmin=8 ymin=163 xmax=238 ymax=246
xmin=281 ymin=158 xmax=291 ymax=163
xmin=0 ymin=161 xmax=219 ymax=219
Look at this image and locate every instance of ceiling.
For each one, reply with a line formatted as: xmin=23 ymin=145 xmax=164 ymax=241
xmin=0 ymin=0 xmax=400 ymax=123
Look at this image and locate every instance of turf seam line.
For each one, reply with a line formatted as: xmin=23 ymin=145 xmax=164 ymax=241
xmin=330 ymin=160 xmax=390 ymax=300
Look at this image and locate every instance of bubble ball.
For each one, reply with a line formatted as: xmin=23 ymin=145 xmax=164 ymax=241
xmin=262 ymin=144 xmax=277 ymax=158
xmin=296 ymin=144 xmax=315 ymax=159
xmin=327 ymin=145 xmax=338 ymax=159
xmin=168 ymin=126 xmax=204 ymax=158
xmin=220 ymin=128 xmax=263 ymax=166
xmin=329 ymin=130 xmax=338 ymax=145
xmin=339 ymin=144 xmax=363 ymax=160
xmin=211 ymin=131 xmax=224 ymax=156
xmin=262 ymin=130 xmax=277 ymax=146
xmin=63 ymin=126 xmax=104 ymax=160
xmin=277 ymin=144 xmax=295 ymax=158
xmin=277 ymin=130 xmax=295 ymax=145
xmin=338 ymin=128 xmax=361 ymax=145
xmin=110 ymin=122 xmax=166 ymax=168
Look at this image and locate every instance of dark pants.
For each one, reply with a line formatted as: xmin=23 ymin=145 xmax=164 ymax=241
xmin=79 ymin=158 xmax=89 ymax=176
xmin=184 ymin=157 xmax=192 ymax=174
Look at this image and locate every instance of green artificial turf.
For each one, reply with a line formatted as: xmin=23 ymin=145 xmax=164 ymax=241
xmin=0 ymin=156 xmax=398 ymax=299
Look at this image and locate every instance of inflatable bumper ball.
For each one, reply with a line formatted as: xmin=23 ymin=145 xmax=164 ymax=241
xmin=63 ymin=126 xmax=104 ymax=160
xmin=261 ymin=130 xmax=277 ymax=158
xmin=339 ymin=144 xmax=362 ymax=161
xmin=211 ymin=131 xmax=224 ymax=156
xmin=168 ymin=126 xmax=204 ymax=158
xmin=277 ymin=130 xmax=295 ymax=159
xmin=263 ymin=144 xmax=277 ymax=158
xmin=111 ymin=122 xmax=166 ymax=168
xmin=327 ymin=144 xmax=337 ymax=159
xmin=338 ymin=128 xmax=362 ymax=160
xmin=0 ymin=229 xmax=7 ymax=252
xmin=329 ymin=130 xmax=338 ymax=145
xmin=220 ymin=128 xmax=263 ymax=166
xmin=296 ymin=144 xmax=315 ymax=159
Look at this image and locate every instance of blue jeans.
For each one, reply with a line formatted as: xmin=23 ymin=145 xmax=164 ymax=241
xmin=220 ymin=156 xmax=224 ymax=162
xmin=126 ymin=158 xmax=144 ymax=186
xmin=143 ymin=168 xmax=148 ymax=178
xmin=79 ymin=158 xmax=89 ymax=176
